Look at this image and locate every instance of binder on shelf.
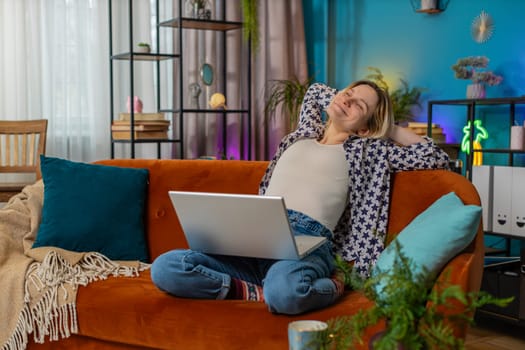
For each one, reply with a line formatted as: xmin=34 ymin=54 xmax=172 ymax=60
xmin=492 ymin=166 xmax=512 ymax=235
xmin=472 ymin=165 xmax=493 ymax=232
xmin=511 ymin=167 xmax=525 ymax=237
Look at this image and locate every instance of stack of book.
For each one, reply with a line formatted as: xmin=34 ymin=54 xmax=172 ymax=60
xmin=112 ymin=113 xmax=170 ymax=140
xmin=405 ymin=122 xmax=446 ymax=143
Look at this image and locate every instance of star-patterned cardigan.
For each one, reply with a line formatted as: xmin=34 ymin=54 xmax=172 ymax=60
xmin=259 ymin=83 xmax=450 ymax=277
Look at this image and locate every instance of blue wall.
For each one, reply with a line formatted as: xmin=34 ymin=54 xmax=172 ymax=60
xmin=303 ymin=0 xmax=525 ymax=138
xmin=303 ymin=0 xmax=525 ymax=255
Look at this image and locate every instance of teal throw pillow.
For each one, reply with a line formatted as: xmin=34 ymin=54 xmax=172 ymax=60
xmin=372 ymin=192 xmax=481 ymax=285
xmin=33 ymin=155 xmax=149 ymax=262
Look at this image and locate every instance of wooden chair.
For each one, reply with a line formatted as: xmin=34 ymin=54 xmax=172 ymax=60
xmin=0 ymin=119 xmax=48 ymax=202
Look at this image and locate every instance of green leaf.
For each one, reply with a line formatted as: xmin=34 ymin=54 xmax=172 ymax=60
xmin=264 ymin=77 xmax=312 ymax=128
xmin=323 ymin=241 xmax=513 ymax=349
xmin=241 ymin=0 xmax=259 ymax=52
xmin=366 ymin=67 xmax=426 ymax=123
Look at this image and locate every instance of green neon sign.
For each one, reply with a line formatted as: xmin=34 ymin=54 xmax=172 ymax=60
xmin=461 ymin=120 xmax=489 ymax=154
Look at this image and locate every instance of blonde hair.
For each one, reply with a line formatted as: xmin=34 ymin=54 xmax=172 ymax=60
xmin=330 ymin=80 xmax=393 ymax=139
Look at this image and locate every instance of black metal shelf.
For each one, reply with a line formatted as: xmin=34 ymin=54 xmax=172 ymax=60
xmin=428 ymin=96 xmax=525 ymax=324
xmin=108 ymin=0 xmax=252 ymax=160
xmin=113 ymin=139 xmax=181 ymax=143
xmin=485 ymin=246 xmax=510 ymax=256
xmin=484 ymin=231 xmax=525 ymax=241
xmin=111 ymin=52 xmax=179 ymax=61
xmin=473 ymin=148 xmax=525 ymax=154
xmin=159 ymin=18 xmax=243 ymax=31
xmin=429 ymin=96 xmax=525 ymax=106
xmin=428 ymin=96 xmax=525 ymax=180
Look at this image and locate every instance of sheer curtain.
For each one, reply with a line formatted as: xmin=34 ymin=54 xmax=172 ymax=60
xmin=252 ymin=0 xmax=308 ymax=160
xmin=0 ymin=0 xmax=307 ymax=163
xmin=0 ymin=0 xmax=154 ymax=163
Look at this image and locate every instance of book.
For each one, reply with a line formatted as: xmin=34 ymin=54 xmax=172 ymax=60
xmin=407 ymin=122 xmax=437 ymax=128
xmin=111 ymin=123 xmax=170 ymax=132
xmin=118 ymin=112 xmax=165 ymax=121
xmin=112 ymin=130 xmax=169 ymax=140
xmin=409 ymin=127 xmax=444 ymax=135
xmin=112 ymin=120 xmax=170 ymax=126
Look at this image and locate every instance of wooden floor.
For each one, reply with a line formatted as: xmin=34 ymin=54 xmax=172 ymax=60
xmin=465 ymin=316 xmax=525 ymax=349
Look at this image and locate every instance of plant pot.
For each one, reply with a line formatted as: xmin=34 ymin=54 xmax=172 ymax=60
xmin=136 ymin=46 xmax=150 ymax=53
xmin=420 ymin=0 xmax=437 ymax=10
xmin=369 ymin=330 xmax=404 ymax=349
xmin=466 ymin=83 xmax=486 ymax=99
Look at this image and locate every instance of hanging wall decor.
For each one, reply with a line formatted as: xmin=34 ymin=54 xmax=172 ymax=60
xmin=410 ymin=0 xmax=450 ymax=14
xmin=471 ymin=10 xmax=494 ymax=43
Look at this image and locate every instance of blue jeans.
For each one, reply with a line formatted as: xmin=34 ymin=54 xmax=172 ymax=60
xmin=150 ymin=210 xmax=337 ymax=315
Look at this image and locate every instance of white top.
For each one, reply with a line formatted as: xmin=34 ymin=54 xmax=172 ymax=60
xmin=265 ymin=139 xmax=349 ymax=231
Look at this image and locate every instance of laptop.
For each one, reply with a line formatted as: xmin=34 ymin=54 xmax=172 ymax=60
xmin=168 ymin=191 xmax=327 ymax=260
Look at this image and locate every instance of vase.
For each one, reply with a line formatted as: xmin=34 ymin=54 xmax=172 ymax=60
xmin=420 ymin=0 xmax=437 ymax=10
xmin=466 ymin=83 xmax=486 ymax=99
xmin=185 ymin=0 xmax=212 ymax=19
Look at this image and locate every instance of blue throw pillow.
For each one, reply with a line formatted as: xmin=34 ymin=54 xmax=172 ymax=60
xmin=372 ymin=192 xmax=481 ymax=285
xmin=33 ymin=155 xmax=149 ymax=262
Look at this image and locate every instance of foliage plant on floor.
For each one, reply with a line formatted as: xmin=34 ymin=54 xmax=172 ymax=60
xmin=322 ymin=242 xmax=513 ymax=350
xmin=264 ymin=76 xmax=313 ymax=130
xmin=366 ymin=67 xmax=425 ymax=124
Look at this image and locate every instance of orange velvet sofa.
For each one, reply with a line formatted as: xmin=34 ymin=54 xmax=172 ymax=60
xmin=27 ymin=159 xmax=484 ymax=350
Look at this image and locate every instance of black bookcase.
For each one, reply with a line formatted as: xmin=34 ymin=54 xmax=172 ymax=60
xmin=108 ymin=0 xmax=252 ymax=159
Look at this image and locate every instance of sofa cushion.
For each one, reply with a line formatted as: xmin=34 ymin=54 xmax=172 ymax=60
xmin=33 ymin=155 xmax=149 ymax=262
xmin=373 ymin=191 xmax=481 ymax=286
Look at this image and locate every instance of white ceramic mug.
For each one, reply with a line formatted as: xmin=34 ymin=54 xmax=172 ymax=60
xmin=288 ymin=320 xmax=328 ymax=350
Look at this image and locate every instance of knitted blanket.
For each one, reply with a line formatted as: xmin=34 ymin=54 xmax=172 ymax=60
xmin=0 ymin=181 xmax=150 ymax=350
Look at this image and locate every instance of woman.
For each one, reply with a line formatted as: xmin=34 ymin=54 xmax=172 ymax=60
xmin=151 ymin=80 xmax=450 ymax=315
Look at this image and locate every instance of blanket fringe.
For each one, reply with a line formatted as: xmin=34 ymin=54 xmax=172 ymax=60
xmin=3 ymin=251 xmax=150 ymax=350
xmin=1 ymin=303 xmax=32 ymax=350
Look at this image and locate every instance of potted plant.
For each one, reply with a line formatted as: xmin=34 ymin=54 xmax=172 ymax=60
xmin=451 ymin=56 xmax=503 ymax=99
xmin=136 ymin=42 xmax=151 ymax=53
xmin=241 ymin=0 xmax=259 ymax=51
xmin=319 ymin=243 xmax=513 ymax=350
xmin=264 ymin=76 xmax=312 ymax=131
xmin=366 ymin=67 xmax=425 ymax=124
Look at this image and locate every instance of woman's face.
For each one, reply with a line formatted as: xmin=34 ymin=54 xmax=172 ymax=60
xmin=326 ymin=84 xmax=379 ymax=136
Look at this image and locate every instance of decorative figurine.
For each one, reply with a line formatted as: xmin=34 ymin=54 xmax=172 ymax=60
xmin=209 ymin=93 xmax=227 ymax=110
xmin=127 ymin=96 xmax=143 ymax=113
xmin=189 ymin=83 xmax=202 ymax=109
